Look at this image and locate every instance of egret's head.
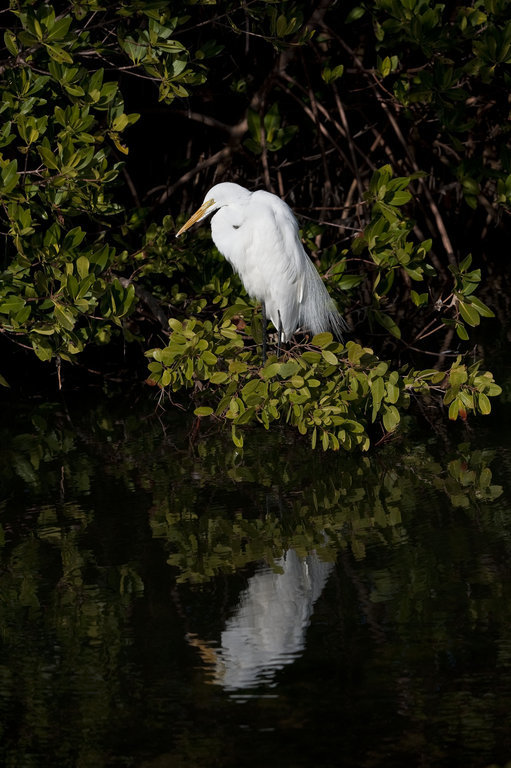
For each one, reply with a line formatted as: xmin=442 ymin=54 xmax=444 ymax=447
xmin=175 ymin=197 xmax=215 ymax=237
xmin=176 ymin=183 xmax=250 ymax=237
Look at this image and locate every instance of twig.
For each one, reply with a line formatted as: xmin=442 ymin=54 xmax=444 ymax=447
xmin=301 ymin=51 xmax=334 ymax=207
xmin=332 ymin=83 xmax=364 ymax=200
xmin=259 ymin=110 xmax=272 ymax=191
xmin=152 ymin=147 xmax=233 ymax=205
xmin=122 ymin=166 xmax=141 ymax=208
xmin=173 ymin=110 xmax=248 ymax=139
xmin=117 ymin=276 xmax=169 ymax=330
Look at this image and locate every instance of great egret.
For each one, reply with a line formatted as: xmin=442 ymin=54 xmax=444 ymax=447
xmin=176 ymin=182 xmax=347 ymax=360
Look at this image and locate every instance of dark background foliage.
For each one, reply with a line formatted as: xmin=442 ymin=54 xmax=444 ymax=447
xmin=0 ymin=0 xmax=508 ymax=421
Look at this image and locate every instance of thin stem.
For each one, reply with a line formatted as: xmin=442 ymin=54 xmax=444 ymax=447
xmin=261 ymin=301 xmax=267 ymax=366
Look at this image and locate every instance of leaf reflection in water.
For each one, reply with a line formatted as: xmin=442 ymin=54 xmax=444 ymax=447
xmin=187 ymin=549 xmax=334 ymax=691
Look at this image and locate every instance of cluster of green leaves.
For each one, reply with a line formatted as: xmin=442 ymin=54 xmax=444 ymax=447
xmin=146 ymin=315 xmax=500 ymax=451
xmin=448 ymin=254 xmax=496 ymax=339
xmin=1 ymin=6 xmax=132 ymax=364
xmin=244 ymin=103 xmax=298 ymax=155
xmin=372 ymin=0 xmax=511 ymax=210
xmin=226 ymin=2 xmax=314 ymax=48
xmin=118 ymin=12 xmax=212 ymax=101
xmin=353 ymin=165 xmax=435 ymax=338
xmin=353 ymin=165 xmax=496 ymax=343
xmin=442 ymin=356 xmax=501 ymax=420
xmin=0 ymin=1 xmax=220 ymax=371
xmin=147 ymin=320 xmax=381 ymax=451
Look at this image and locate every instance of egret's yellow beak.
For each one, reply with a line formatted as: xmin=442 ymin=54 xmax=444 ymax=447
xmin=176 ymin=199 xmax=215 ymax=237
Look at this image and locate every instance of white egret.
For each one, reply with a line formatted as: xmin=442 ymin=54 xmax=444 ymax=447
xmin=176 ymin=182 xmax=347 ymax=360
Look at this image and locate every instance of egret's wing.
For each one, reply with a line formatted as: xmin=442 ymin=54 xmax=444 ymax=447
xmin=251 ymin=190 xmax=304 ymax=293
xmin=243 ymin=191 xmax=306 ymax=337
xmin=252 ymin=192 xmax=347 ymax=340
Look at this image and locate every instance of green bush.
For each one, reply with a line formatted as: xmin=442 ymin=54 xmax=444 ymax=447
xmin=147 ymin=164 xmax=500 ymax=450
xmin=0 ymin=1 xmax=506 ymax=448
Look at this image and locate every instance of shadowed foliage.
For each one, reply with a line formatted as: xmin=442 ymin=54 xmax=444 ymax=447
xmin=0 ymin=0 xmax=508 ymax=446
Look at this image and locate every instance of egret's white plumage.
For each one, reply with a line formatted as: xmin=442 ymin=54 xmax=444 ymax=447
xmin=176 ymin=182 xmax=347 ymax=342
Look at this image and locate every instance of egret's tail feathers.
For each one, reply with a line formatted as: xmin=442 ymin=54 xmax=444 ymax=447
xmin=325 ymin=305 xmax=349 ymax=343
xmin=299 ymin=259 xmax=348 ymax=343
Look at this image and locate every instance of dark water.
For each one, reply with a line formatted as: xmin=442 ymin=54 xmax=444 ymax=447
xmin=1 ymin=390 xmax=511 ymax=768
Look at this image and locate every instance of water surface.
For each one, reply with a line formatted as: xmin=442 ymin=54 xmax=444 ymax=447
xmin=1 ymin=391 xmax=510 ymax=767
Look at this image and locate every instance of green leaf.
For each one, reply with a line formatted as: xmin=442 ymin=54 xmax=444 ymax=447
xmin=32 ymin=339 xmax=53 ymax=361
xmin=76 ymin=255 xmax=90 ymax=279
xmin=236 ymin=406 xmax=257 ymax=425
xmin=161 ymin=369 xmax=171 ymax=387
xmin=388 ymin=190 xmax=411 ymax=206
xmin=194 ymin=406 xmax=214 ymax=417
xmin=346 ymin=6 xmax=365 ymax=23
xmin=338 ymin=274 xmax=364 ymax=290
xmin=4 ymin=30 xmax=18 ymax=56
xmin=264 ymin=103 xmax=280 ymax=143
xmin=210 ymin=371 xmax=228 ymax=384
xmin=231 ymin=424 xmax=244 ymax=448
xmin=382 ymin=405 xmax=400 ymax=432
xmin=45 ymin=43 xmax=73 ymax=64
xmin=458 ymin=300 xmax=480 ymax=326
xmin=455 ymin=323 xmax=469 ymax=341
xmin=54 ymin=303 xmax=75 ymax=331
xmin=371 ymin=376 xmax=385 ymax=417
xmin=262 ymin=362 xmax=282 ymax=379
xmin=202 ymin=350 xmax=218 ymax=366
xmin=300 ymin=351 xmax=321 ymax=364
xmin=67 ymin=273 xmax=79 ymax=300
xmin=321 ymin=64 xmax=344 ymax=83
xmin=411 ymin=290 xmax=428 ymax=307
xmin=312 ymin=332 xmax=333 ymax=347
xmin=276 ymin=14 xmax=289 ymax=37
xmin=247 ymin=109 xmax=261 ymax=144
xmin=449 ymin=365 xmax=467 ymax=387
xmin=322 ymin=350 xmax=338 ymax=365
xmin=373 ymin=311 xmax=401 ymax=339
xmin=112 ymin=114 xmax=129 ymax=132
xmin=46 ymin=16 xmax=72 ymax=41
xmin=386 ymin=382 xmax=400 ymax=403
xmin=449 ymin=398 xmax=460 ymax=420
xmin=0 ymin=295 xmax=26 ymax=314
xmin=38 ymin=145 xmax=59 ymax=170
xmin=477 ymin=392 xmax=491 ymax=415
xmin=1 ymin=160 xmax=19 ymax=193
xmin=468 ymin=296 xmax=494 ymax=318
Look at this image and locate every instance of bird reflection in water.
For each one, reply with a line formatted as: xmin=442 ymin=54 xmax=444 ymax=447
xmin=187 ymin=549 xmax=334 ymax=691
